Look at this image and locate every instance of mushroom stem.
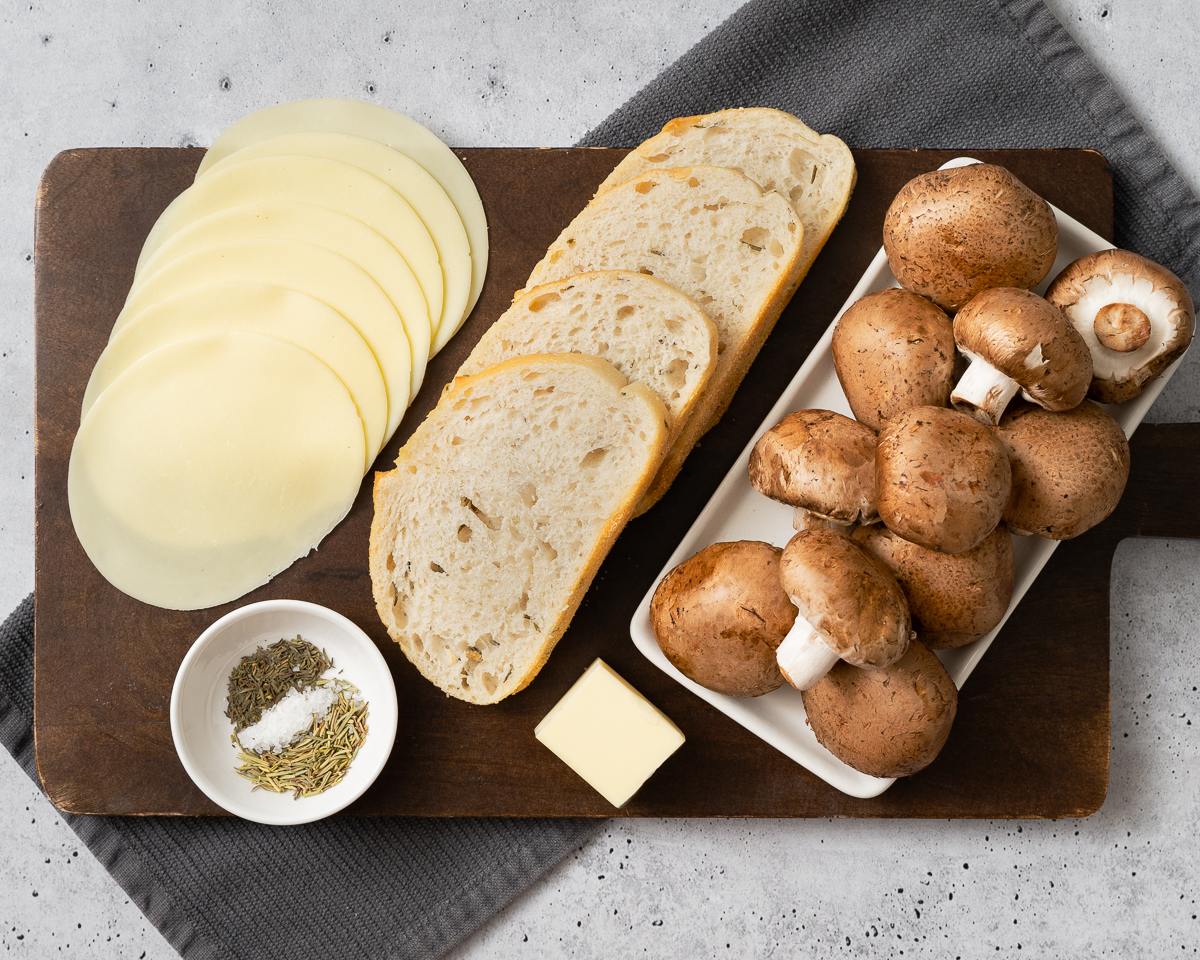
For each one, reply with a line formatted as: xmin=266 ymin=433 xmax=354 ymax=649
xmin=1094 ymin=302 xmax=1152 ymax=353
xmin=950 ymin=349 xmax=1021 ymax=425
xmin=776 ymin=615 xmax=840 ymax=690
xmin=791 ymin=507 xmax=847 ymax=533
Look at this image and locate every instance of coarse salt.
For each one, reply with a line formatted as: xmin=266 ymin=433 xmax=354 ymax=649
xmin=237 ymin=684 xmax=337 ymax=753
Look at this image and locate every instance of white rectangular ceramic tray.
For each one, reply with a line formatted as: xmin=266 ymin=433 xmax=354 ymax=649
xmin=629 ymin=158 xmax=1180 ymax=799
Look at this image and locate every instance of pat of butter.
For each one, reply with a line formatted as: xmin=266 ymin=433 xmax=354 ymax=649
xmin=535 ymin=659 xmax=684 ymax=808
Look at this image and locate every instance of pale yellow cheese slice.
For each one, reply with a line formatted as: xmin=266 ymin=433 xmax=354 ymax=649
xmin=134 ymin=153 xmax=441 ymax=341
xmin=197 ymin=98 xmax=488 ymax=325
xmin=130 ymin=200 xmax=431 ymax=397
xmin=81 ymin=282 xmax=388 ymax=469
xmin=112 ymin=238 xmax=413 ymax=443
xmin=535 ymin=659 xmax=685 ymax=807
xmin=68 ymin=332 xmax=366 ymax=611
xmin=203 ymin=134 xmax=472 ymax=355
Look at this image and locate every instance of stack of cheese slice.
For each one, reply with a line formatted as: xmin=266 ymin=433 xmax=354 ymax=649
xmin=69 ymin=99 xmax=487 ymax=610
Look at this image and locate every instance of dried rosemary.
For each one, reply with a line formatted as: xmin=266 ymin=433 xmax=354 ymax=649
xmin=233 ymin=680 xmax=369 ymax=799
xmin=225 ymin=635 xmax=332 ymax=731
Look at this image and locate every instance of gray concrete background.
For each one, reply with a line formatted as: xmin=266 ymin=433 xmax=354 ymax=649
xmin=1 ymin=1 xmax=1198 ymax=956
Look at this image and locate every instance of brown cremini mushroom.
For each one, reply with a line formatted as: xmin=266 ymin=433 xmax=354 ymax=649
xmin=993 ymin=400 xmax=1130 ymax=539
xmin=883 ymin=163 xmax=1058 ymax=312
xmin=852 ymin=523 xmax=1015 ymax=649
xmin=774 ymin=528 xmax=912 ymax=690
xmin=875 ymin=406 xmax=1012 ymax=555
xmin=950 ymin=287 xmax=1093 ymax=425
xmin=650 ymin=541 xmax=797 ymax=697
xmin=748 ymin=409 xmax=878 ymax=532
xmin=801 ymin=638 xmax=958 ymax=779
xmin=831 ymin=288 xmax=957 ymax=431
xmin=1045 ymin=248 xmax=1195 ymax=404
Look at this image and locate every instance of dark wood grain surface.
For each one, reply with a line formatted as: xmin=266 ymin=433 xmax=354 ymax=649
xmin=35 ymin=145 xmax=1177 ymax=819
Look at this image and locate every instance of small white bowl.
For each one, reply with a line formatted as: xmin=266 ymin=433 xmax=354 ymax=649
xmin=170 ymin=599 xmax=398 ymax=825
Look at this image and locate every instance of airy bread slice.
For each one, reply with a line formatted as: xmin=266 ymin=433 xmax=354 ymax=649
xmin=458 ymin=270 xmax=717 ymax=458
xmin=522 ymin=165 xmax=806 ymax=512
xmin=369 ymin=353 xmax=668 ymax=704
xmin=595 ymin=107 xmax=856 ymax=276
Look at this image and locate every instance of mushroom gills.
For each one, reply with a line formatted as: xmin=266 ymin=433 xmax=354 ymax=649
xmin=1066 ymin=273 xmax=1182 ymax=378
xmin=1044 ymin=249 xmax=1195 ymax=403
xmin=775 ymin=613 xmax=839 ymax=690
xmin=950 ymin=346 xmax=1023 ymax=425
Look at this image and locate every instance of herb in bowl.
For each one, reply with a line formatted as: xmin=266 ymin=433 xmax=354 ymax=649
xmin=225 ymin=636 xmax=369 ymax=799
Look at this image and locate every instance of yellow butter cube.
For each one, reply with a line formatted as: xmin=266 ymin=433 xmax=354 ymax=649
xmin=535 ymin=659 xmax=685 ymax=808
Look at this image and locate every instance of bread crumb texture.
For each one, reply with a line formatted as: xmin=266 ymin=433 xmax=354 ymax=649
xmin=459 ymin=270 xmax=717 ymax=452
xmin=596 ymin=107 xmax=855 ymax=270
xmin=369 ymin=354 xmax=667 ymax=704
xmin=524 ymin=165 xmax=806 ymax=514
xmin=528 ymin=166 xmax=800 ymax=362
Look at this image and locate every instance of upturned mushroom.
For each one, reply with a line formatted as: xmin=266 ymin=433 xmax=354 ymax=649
xmin=950 ymin=287 xmax=1093 ymax=425
xmin=993 ymin=400 xmax=1130 ymax=539
xmin=852 ymin=523 xmax=1015 ymax=649
xmin=650 ymin=540 xmax=797 ymax=698
xmin=831 ymin=288 xmax=957 ymax=431
xmin=875 ymin=406 xmax=1012 ymax=555
xmin=1045 ymin=248 xmax=1195 ymax=403
xmin=774 ymin=528 xmax=912 ymax=691
xmin=747 ymin=409 xmax=878 ymax=532
xmin=801 ymin=638 xmax=958 ymax=779
xmin=883 ymin=163 xmax=1058 ymax=312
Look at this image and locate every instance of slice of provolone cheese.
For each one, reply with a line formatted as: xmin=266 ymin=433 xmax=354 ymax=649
xmin=81 ymin=282 xmax=387 ymax=469
xmin=135 ymin=154 xmax=441 ymax=338
xmin=203 ymin=134 xmax=472 ymax=354
xmin=112 ymin=238 xmax=414 ymax=443
xmin=197 ymin=98 xmax=488 ymax=325
xmin=130 ymin=201 xmax=431 ymax=395
xmin=68 ymin=332 xmax=366 ymax=611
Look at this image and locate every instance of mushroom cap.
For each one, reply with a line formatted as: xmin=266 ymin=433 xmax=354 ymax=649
xmin=953 ymin=286 xmax=1092 ymax=412
xmin=882 ymin=163 xmax=1058 ymax=312
xmin=748 ymin=409 xmax=878 ymax=525
xmin=852 ymin=522 xmax=1015 ymax=649
xmin=831 ymin=287 xmax=957 ymax=431
xmin=994 ymin=400 xmax=1130 ymax=539
xmin=778 ymin=528 xmax=911 ymax=670
xmin=876 ymin=405 xmax=1012 ymax=555
xmin=800 ymin=638 xmax=958 ymax=778
xmin=650 ymin=540 xmax=796 ymax=697
xmin=1044 ymin=248 xmax=1195 ymax=404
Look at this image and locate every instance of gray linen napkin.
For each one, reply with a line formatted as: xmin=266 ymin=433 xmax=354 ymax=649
xmin=4 ymin=1 xmax=1198 ymax=958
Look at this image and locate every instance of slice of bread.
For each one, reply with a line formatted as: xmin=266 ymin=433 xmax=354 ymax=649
xmin=522 ymin=165 xmax=806 ymax=513
xmin=595 ymin=107 xmax=856 ymax=277
xmin=369 ymin=353 xmax=668 ymax=704
xmin=458 ymin=270 xmax=717 ymax=458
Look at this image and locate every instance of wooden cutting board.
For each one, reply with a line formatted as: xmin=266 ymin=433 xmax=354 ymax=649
xmin=35 ymin=144 xmax=1189 ymax=819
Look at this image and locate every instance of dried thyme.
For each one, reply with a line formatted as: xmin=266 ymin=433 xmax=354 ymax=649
xmin=225 ymin=635 xmax=332 ymax=731
xmin=233 ymin=680 xmax=369 ymax=799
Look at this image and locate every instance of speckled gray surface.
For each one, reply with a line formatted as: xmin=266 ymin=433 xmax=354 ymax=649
xmin=2 ymin=1 xmax=1199 ymax=957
